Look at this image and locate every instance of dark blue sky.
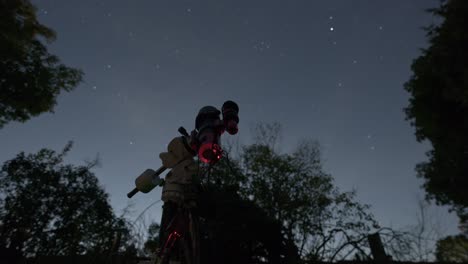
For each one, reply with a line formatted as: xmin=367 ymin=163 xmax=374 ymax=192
xmin=0 ymin=0 xmax=459 ymax=236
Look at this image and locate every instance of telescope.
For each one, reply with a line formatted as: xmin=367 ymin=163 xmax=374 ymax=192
xmin=127 ymin=101 xmax=239 ymax=198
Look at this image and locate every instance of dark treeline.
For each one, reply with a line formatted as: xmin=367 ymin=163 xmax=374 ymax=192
xmin=404 ymin=0 xmax=468 ymax=262
xmin=1 ymin=0 xmax=468 ymax=263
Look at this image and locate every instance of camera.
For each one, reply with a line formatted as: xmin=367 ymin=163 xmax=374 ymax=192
xmin=192 ymin=100 xmax=239 ymax=164
xmin=127 ymin=100 xmax=239 ymax=198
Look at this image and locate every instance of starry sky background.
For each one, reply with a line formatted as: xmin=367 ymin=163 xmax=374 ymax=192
xmin=0 ymin=0 xmax=460 ymax=237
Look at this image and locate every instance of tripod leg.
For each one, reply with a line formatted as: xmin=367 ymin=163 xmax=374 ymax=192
xmin=189 ymin=212 xmax=200 ymax=264
xmin=182 ymin=237 xmax=192 ymax=264
xmin=159 ymin=202 xmax=178 ymax=247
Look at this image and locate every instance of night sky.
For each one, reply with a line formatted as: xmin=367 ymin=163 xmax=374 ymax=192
xmin=0 ymin=0 xmax=459 ymax=235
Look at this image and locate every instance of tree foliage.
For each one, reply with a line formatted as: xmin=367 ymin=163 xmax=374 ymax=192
xmin=205 ymin=123 xmax=379 ymax=262
xmin=0 ymin=143 xmax=132 ymax=257
xmin=376 ymin=200 xmax=446 ymax=262
xmin=198 ymin=186 xmax=295 ymax=264
xmin=142 ymin=185 xmax=292 ymax=263
xmin=143 ymin=222 xmax=160 ymax=255
xmin=404 ymin=0 xmax=468 ymax=219
xmin=436 ymin=235 xmax=468 ymax=262
xmin=0 ymin=0 xmax=83 ymax=128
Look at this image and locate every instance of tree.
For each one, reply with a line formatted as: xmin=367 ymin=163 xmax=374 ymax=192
xmin=0 ymin=0 xmax=83 ymax=128
xmin=0 ymin=142 xmax=133 ymax=257
xmin=436 ymin=235 xmax=468 ymax=262
xmin=143 ymin=222 xmax=160 ymax=255
xmin=404 ymin=0 xmax=468 ymax=220
xmin=197 ymin=185 xmax=296 ymax=264
xmin=378 ymin=199 xmax=445 ymax=262
xmin=141 ymin=185 xmax=292 ymax=263
xmin=207 ymin=123 xmax=379 ymax=262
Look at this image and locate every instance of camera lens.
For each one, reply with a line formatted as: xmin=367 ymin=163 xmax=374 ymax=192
xmin=222 ymin=101 xmax=239 ymax=135
xmin=225 ymin=120 xmax=238 ymax=134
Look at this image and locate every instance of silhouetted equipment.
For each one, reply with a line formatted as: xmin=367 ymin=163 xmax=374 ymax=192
xmin=194 ymin=101 xmax=239 ymax=164
xmin=368 ymin=233 xmax=392 ymax=264
xmin=127 ymin=167 xmax=166 ymax=198
xmin=222 ymin=100 xmax=240 ymax=135
xmin=127 ymin=100 xmax=239 ymax=198
xmin=195 ymin=106 xmax=224 ymax=164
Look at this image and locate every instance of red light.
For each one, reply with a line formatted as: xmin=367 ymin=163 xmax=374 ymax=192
xmin=198 ymin=143 xmax=222 ymax=164
xmin=160 ymin=230 xmax=182 ymax=256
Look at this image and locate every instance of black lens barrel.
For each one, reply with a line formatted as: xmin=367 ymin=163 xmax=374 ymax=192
xmin=222 ymin=101 xmax=239 ymax=134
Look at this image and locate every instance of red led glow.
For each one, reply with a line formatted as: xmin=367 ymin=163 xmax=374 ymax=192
xmin=160 ymin=230 xmax=182 ymax=255
xmin=198 ymin=143 xmax=222 ymax=164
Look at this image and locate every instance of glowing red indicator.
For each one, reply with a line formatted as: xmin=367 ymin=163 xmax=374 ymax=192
xmin=198 ymin=143 xmax=222 ymax=164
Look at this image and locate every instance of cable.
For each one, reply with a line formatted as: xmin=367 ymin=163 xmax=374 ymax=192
xmin=133 ymin=199 xmax=162 ymax=225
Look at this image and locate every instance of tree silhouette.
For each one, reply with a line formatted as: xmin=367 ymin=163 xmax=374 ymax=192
xmin=0 ymin=142 xmax=133 ymax=258
xmin=404 ymin=0 xmax=468 ymax=221
xmin=436 ymin=235 xmax=468 ymax=262
xmin=197 ymin=185 xmax=295 ymax=264
xmin=0 ymin=0 xmax=83 ymax=128
xmin=143 ymin=222 xmax=160 ymax=255
xmin=205 ymin=123 xmax=379 ymax=262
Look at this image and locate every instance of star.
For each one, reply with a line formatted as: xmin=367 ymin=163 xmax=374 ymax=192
xmin=253 ymin=41 xmax=271 ymax=52
xmin=330 ymin=27 xmax=334 ymax=31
